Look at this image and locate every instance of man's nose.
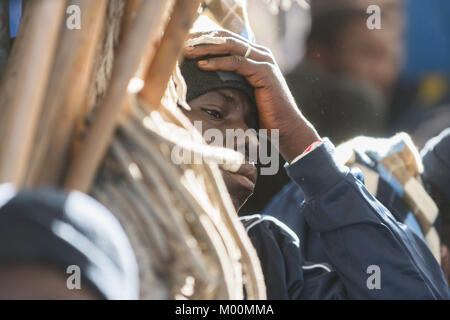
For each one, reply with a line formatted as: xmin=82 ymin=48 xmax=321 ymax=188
xmin=232 ymin=124 xmax=259 ymax=163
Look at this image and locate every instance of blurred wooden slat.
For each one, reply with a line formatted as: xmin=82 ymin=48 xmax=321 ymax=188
xmin=120 ymin=0 xmax=143 ymax=42
xmin=140 ymin=0 xmax=202 ymax=108
xmin=0 ymin=0 xmax=67 ymax=186
xmin=124 ymin=0 xmax=176 ymax=86
xmin=25 ymin=0 xmax=108 ymax=187
xmin=0 ymin=0 xmax=10 ymax=78
xmin=70 ymin=0 xmax=127 ymax=162
xmin=64 ymin=0 xmax=173 ymax=193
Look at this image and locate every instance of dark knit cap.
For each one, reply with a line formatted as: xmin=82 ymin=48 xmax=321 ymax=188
xmin=180 ymin=57 xmax=256 ymax=105
xmin=0 ymin=187 xmax=139 ymax=299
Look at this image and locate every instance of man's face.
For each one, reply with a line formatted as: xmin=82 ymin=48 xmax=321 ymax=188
xmin=183 ymin=88 xmax=259 ymax=211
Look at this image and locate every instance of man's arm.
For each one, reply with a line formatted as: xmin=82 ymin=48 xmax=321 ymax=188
xmin=285 ymin=139 xmax=449 ymax=299
xmin=241 ymin=213 xmax=349 ymax=300
xmin=184 ymin=30 xmax=449 ymax=299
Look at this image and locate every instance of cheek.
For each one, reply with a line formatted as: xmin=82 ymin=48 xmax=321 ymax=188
xmin=182 ymin=109 xmax=212 ymax=131
xmin=183 ymin=108 xmax=215 ymax=128
xmin=186 ymin=115 xmax=227 ymax=145
xmin=221 ymin=171 xmax=254 ymax=206
xmin=182 ymin=108 xmax=203 ymax=123
xmin=203 ymin=126 xmax=227 ymax=147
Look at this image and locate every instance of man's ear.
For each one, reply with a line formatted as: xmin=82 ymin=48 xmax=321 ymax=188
xmin=441 ymin=244 xmax=450 ymax=286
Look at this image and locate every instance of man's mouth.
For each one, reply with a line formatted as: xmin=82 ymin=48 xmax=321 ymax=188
xmin=223 ymin=163 xmax=258 ymax=190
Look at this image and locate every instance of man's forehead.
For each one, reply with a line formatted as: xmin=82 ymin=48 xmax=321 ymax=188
xmin=198 ymin=89 xmax=246 ymax=109
xmin=216 ymin=89 xmax=258 ymax=129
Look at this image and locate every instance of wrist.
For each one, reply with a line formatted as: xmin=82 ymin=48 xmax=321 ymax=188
xmin=277 ymin=115 xmax=320 ymax=163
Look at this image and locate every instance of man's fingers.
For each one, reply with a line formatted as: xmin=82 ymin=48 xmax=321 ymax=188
xmin=197 ymin=56 xmax=271 ymax=88
xmin=185 ymin=37 xmax=272 ymax=63
xmin=209 ymin=30 xmax=273 ymax=55
xmin=189 ymin=30 xmax=248 ymax=44
xmin=187 ymin=30 xmax=273 ymax=56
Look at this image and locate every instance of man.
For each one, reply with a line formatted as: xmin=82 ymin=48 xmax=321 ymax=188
xmin=181 ymin=30 xmax=449 ymax=299
xmin=0 ymin=185 xmax=139 ymax=299
xmin=301 ymin=0 xmax=403 ymax=100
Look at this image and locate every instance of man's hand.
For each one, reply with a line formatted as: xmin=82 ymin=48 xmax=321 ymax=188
xmin=184 ymin=30 xmax=320 ymax=163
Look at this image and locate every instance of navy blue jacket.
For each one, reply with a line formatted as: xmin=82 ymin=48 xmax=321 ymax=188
xmin=242 ymin=140 xmax=449 ymax=299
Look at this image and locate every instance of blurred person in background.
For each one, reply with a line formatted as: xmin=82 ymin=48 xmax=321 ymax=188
xmin=390 ymin=0 xmax=450 ymax=148
xmin=0 ymin=185 xmax=139 ymax=300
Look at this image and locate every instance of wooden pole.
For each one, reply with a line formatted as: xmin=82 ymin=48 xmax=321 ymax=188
xmin=0 ymin=0 xmax=10 ymax=78
xmin=64 ymin=0 xmax=172 ymax=193
xmin=139 ymin=0 xmax=202 ymax=108
xmin=119 ymin=0 xmax=143 ymax=42
xmin=123 ymin=0 xmax=176 ymax=88
xmin=25 ymin=0 xmax=108 ymax=187
xmin=0 ymin=0 xmax=67 ymax=187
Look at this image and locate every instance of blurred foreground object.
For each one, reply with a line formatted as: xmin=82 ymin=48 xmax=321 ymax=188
xmin=421 ymin=128 xmax=450 ymax=284
xmin=0 ymin=0 xmax=66 ymax=186
xmin=0 ymin=187 xmax=139 ymax=300
xmin=0 ymin=0 xmax=10 ymax=77
xmin=202 ymin=0 xmax=254 ymax=40
xmin=421 ymin=128 xmax=450 ymax=247
xmin=0 ymin=0 xmax=266 ymax=299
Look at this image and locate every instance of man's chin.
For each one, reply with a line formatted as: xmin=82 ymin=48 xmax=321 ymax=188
xmin=220 ymin=170 xmax=256 ymax=213
xmin=225 ymin=181 xmax=254 ymax=212
xmin=233 ymin=192 xmax=252 ymax=214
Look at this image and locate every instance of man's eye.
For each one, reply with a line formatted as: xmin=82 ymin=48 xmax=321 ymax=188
xmin=202 ymin=108 xmax=223 ymax=120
